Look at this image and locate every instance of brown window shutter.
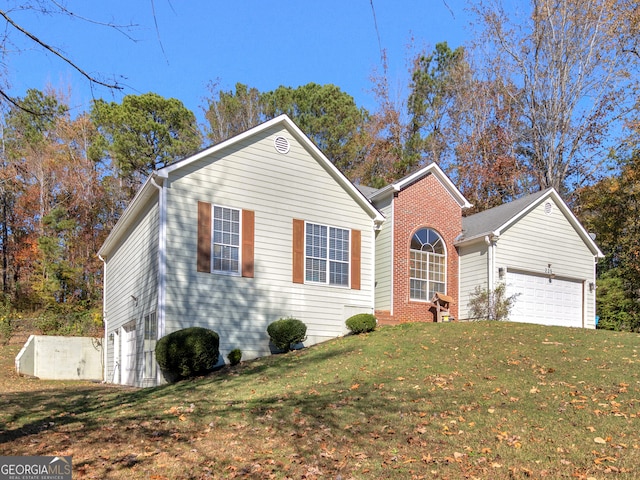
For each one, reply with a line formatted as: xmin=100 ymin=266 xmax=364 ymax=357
xmin=351 ymin=229 xmax=361 ymax=290
xmin=197 ymin=201 xmax=212 ymax=273
xmin=242 ymin=209 xmax=255 ymax=278
xmin=292 ymin=219 xmax=305 ymax=283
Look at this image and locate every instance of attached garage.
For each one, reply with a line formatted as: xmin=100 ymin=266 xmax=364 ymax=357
xmin=505 ymin=270 xmax=584 ymax=328
xmin=457 ymin=188 xmax=603 ymax=328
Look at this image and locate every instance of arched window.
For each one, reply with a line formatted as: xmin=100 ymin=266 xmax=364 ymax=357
xmin=410 ymin=228 xmax=446 ymax=301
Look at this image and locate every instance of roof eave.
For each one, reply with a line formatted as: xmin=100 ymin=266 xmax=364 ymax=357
xmin=97 ymin=175 xmax=160 ymax=259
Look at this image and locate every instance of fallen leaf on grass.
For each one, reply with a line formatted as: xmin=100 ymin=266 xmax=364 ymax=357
xmin=594 ymin=437 xmax=607 ymax=444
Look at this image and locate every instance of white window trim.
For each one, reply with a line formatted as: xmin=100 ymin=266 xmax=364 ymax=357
xmin=304 ymin=221 xmax=351 ymax=287
xmin=409 ymin=228 xmax=447 ymax=302
xmin=143 ymin=311 xmax=157 ymax=380
xmin=211 ymin=204 xmax=242 ymax=276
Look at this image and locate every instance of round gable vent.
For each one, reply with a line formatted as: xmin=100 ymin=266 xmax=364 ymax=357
xmin=544 ymin=201 xmax=553 ymax=216
xmin=274 ymin=136 xmax=290 ymax=154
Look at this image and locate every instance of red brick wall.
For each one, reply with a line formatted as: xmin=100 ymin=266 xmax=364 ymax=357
xmin=377 ymin=173 xmax=462 ymax=324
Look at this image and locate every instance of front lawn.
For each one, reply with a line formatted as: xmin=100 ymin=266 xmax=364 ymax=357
xmin=1 ymin=321 xmax=639 ymax=479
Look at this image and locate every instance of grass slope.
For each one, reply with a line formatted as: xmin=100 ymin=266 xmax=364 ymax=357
xmin=1 ymin=321 xmax=640 ymax=479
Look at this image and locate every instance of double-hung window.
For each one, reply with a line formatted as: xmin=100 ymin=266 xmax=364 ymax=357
xmin=305 ymin=222 xmax=350 ymax=286
xmin=213 ymin=206 xmax=240 ymax=273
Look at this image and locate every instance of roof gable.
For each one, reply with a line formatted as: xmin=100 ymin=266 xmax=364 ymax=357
xmin=99 ymin=115 xmax=384 ymax=258
xmin=458 ymin=188 xmax=603 ymax=257
xmin=367 ymin=163 xmax=472 ymax=209
xmin=158 ymin=115 xmax=383 ymax=223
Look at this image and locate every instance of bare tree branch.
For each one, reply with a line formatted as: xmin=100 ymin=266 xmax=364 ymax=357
xmin=369 ymin=0 xmax=383 ymax=64
xmin=0 ymin=87 xmax=43 ymax=115
xmin=0 ymin=8 xmax=123 ymax=90
xmin=48 ymin=0 xmax=138 ymax=41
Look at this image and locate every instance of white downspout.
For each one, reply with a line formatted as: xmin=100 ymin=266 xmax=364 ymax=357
xmin=485 ymin=235 xmax=494 ymax=292
xmin=390 ymin=196 xmax=395 ymax=317
xmin=98 ymin=253 xmax=107 ymax=383
xmin=150 ymin=175 xmax=166 ymax=341
xmin=593 ymin=255 xmax=598 ymax=328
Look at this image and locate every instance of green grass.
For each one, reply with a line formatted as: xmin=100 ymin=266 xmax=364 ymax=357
xmin=1 ymin=321 xmax=640 ymax=479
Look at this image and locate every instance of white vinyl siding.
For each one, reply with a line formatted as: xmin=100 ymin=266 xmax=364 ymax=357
xmin=373 ymin=196 xmax=392 ymax=310
xmin=162 ymin=124 xmax=375 ymax=362
xmin=103 ymin=197 xmax=159 ymax=386
xmin=458 ymin=240 xmax=489 ymax=320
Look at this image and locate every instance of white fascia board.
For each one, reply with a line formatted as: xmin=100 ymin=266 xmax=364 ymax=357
xmin=369 ymin=163 xmax=472 ymax=209
xmin=97 ymin=176 xmax=159 ymax=259
xmin=159 ymin=115 xmax=292 ymax=176
xmin=282 ymin=117 xmax=385 ymax=225
xmin=548 ymin=190 xmax=604 ymax=258
xmin=491 ymin=188 xmax=603 ymax=258
xmin=454 ymin=233 xmax=492 ymax=247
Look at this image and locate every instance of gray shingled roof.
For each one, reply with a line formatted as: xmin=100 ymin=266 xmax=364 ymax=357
xmin=355 ymin=184 xmax=380 ymax=198
xmin=460 ymin=188 xmax=552 ymax=241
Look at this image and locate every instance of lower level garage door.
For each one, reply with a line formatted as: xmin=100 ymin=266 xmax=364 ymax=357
xmin=505 ymin=271 xmax=584 ymax=328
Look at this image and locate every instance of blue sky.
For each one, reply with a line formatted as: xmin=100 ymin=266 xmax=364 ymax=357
xmin=5 ymin=1 xmax=473 ymax=124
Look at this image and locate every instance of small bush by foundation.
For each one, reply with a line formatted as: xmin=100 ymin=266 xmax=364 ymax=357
xmin=227 ymin=348 xmax=242 ymax=366
xmin=267 ymin=317 xmax=307 ymax=352
xmin=346 ymin=313 xmax=377 ymax=334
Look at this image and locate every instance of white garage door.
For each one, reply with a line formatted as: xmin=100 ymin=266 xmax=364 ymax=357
xmin=505 ymin=271 xmax=583 ymax=328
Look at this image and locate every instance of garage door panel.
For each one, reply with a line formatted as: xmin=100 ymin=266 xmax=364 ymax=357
xmin=506 ymin=271 xmax=583 ymax=328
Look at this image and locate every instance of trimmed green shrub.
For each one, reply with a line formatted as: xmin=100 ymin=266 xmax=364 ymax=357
xmin=155 ymin=327 xmax=219 ymax=380
xmin=267 ymin=317 xmax=307 ymax=352
xmin=227 ymin=348 xmax=242 ymax=366
xmin=345 ymin=313 xmax=377 ymax=334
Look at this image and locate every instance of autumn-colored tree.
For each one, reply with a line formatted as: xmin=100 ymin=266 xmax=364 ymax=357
xmin=577 ymin=151 xmax=640 ymax=331
xmin=0 ymin=88 xmax=119 ymax=318
xmin=352 ymin=53 xmax=407 ymax=187
xmin=1 ymin=89 xmax=68 ymax=306
xmin=473 ymin=0 xmax=639 ymax=195
xmin=450 ymin=68 xmax=530 ymax=213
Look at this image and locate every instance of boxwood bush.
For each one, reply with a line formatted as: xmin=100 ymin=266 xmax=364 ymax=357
xmin=267 ymin=317 xmax=307 ymax=352
xmin=155 ymin=327 xmax=219 ymax=380
xmin=227 ymin=348 xmax=242 ymax=366
xmin=345 ymin=313 xmax=377 ymax=334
